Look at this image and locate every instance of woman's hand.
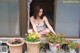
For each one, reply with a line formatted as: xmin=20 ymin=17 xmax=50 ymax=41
xmin=56 ymin=34 xmax=60 ymax=36
xmin=52 ymin=32 xmax=59 ymax=36
xmin=37 ymin=33 xmax=42 ymax=39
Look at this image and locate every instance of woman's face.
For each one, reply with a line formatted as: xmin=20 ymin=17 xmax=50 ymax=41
xmin=38 ymin=9 xmax=43 ymax=17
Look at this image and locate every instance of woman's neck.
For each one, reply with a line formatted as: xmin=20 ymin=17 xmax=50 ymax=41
xmin=36 ymin=16 xmax=41 ymax=20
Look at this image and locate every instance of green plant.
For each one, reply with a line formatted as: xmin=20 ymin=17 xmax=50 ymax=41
xmin=46 ymin=32 xmax=66 ymax=45
xmin=40 ymin=42 xmax=46 ymax=50
xmin=25 ymin=32 xmax=41 ymax=42
xmin=46 ymin=32 xmax=57 ymax=45
xmin=11 ymin=39 xmax=22 ymax=44
xmin=68 ymin=41 xmax=78 ymax=50
xmin=56 ymin=33 xmax=65 ymax=44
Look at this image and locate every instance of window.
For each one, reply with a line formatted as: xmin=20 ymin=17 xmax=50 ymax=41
xmin=0 ymin=0 xmax=20 ymax=36
xmin=30 ymin=0 xmax=55 ymax=29
xmin=55 ymin=0 xmax=80 ymax=38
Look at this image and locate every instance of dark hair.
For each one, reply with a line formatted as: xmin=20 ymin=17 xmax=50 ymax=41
xmin=33 ymin=6 xmax=44 ymax=19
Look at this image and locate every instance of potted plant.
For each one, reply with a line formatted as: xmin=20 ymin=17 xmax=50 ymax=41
xmin=39 ymin=42 xmax=46 ymax=53
xmin=46 ymin=32 xmax=58 ymax=53
xmin=68 ymin=41 xmax=78 ymax=53
xmin=46 ymin=32 xmax=65 ymax=53
xmin=61 ymin=39 xmax=70 ymax=52
xmin=7 ymin=38 xmax=24 ymax=53
xmin=25 ymin=32 xmax=41 ymax=53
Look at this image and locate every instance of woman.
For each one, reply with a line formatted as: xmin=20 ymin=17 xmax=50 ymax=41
xmin=28 ymin=6 xmax=56 ymax=37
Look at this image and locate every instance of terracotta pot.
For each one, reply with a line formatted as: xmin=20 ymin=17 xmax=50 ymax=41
xmin=7 ymin=39 xmax=24 ymax=53
xmin=26 ymin=41 xmax=41 ymax=53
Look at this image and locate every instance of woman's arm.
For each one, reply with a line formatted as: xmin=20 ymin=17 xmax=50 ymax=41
xmin=43 ymin=16 xmax=56 ymax=35
xmin=30 ymin=17 xmax=38 ymax=34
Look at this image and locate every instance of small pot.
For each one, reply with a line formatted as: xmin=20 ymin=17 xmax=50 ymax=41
xmin=49 ymin=43 xmax=60 ymax=53
xmin=69 ymin=49 xmax=76 ymax=53
xmin=7 ymin=39 xmax=24 ymax=53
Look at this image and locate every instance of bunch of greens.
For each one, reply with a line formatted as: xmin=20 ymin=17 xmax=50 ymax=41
xmin=68 ymin=41 xmax=78 ymax=50
xmin=46 ymin=32 xmax=66 ymax=45
xmin=11 ymin=39 xmax=22 ymax=44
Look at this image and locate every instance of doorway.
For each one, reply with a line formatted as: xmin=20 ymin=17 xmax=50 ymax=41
xmin=30 ymin=0 xmax=55 ymax=29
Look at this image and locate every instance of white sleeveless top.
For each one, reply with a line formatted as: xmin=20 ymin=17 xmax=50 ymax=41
xmin=35 ymin=21 xmax=46 ymax=32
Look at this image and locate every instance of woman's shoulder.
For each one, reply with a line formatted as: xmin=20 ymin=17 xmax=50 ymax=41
xmin=43 ymin=16 xmax=47 ymax=20
xmin=30 ymin=16 xmax=34 ymax=19
xmin=30 ymin=16 xmax=34 ymax=20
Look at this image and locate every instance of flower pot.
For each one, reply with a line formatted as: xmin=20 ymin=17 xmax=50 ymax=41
xmin=69 ymin=49 xmax=76 ymax=53
xmin=49 ymin=43 xmax=60 ymax=53
xmin=7 ymin=39 xmax=24 ymax=53
xmin=26 ymin=41 xmax=41 ymax=53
